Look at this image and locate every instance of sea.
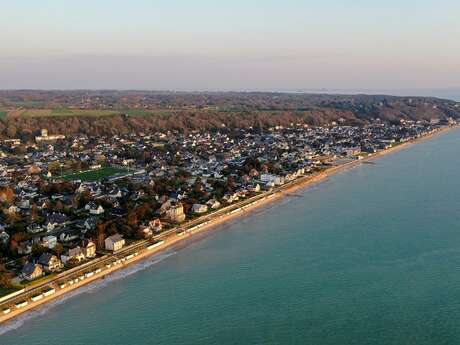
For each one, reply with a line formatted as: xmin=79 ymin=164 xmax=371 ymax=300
xmin=1 ymin=128 xmax=460 ymax=345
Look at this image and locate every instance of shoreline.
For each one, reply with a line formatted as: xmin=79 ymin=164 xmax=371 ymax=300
xmin=0 ymin=125 xmax=456 ymax=327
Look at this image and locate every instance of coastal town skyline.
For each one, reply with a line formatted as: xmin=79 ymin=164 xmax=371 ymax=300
xmin=2 ymin=1 xmax=460 ymax=344
xmin=0 ymin=90 xmax=459 ymax=327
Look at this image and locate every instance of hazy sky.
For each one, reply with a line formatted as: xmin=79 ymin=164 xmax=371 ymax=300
xmin=1 ymin=0 xmax=460 ymax=94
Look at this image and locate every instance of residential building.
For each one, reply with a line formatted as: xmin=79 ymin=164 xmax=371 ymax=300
xmin=22 ymin=263 xmax=44 ymax=281
xmin=38 ymin=253 xmax=63 ymax=272
xmin=105 ymin=234 xmax=125 ymax=252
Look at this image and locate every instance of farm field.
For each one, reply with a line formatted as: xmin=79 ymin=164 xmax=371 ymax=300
xmin=0 ymin=106 xmax=218 ymax=119
xmin=122 ymin=109 xmax=176 ymax=116
xmin=21 ymin=109 xmax=120 ymax=117
xmin=15 ymin=108 xmax=184 ymax=117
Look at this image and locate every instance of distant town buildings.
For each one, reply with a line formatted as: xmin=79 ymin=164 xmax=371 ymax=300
xmin=35 ymin=129 xmax=65 ymax=142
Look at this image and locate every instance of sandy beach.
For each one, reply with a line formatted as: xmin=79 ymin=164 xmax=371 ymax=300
xmin=0 ymin=125 xmax=456 ymax=326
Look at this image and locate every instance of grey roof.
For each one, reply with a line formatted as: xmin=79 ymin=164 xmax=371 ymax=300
xmin=22 ymin=262 xmax=40 ymax=275
xmin=46 ymin=213 xmax=67 ymax=224
xmin=38 ymin=253 xmax=55 ymax=266
xmin=107 ymin=234 xmax=123 ymax=242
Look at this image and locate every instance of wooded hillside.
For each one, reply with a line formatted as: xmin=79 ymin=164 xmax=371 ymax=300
xmin=0 ymin=91 xmax=458 ymax=139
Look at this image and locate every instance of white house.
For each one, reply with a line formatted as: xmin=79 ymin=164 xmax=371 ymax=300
xmin=140 ymin=226 xmax=153 ymax=238
xmin=81 ymin=239 xmax=96 ymax=258
xmin=41 ymin=235 xmax=57 ymax=249
xmin=0 ymin=230 xmax=10 ymax=246
xmin=260 ymin=174 xmax=284 ymax=186
xmin=22 ymin=263 xmax=44 ymax=281
xmin=165 ymin=203 xmax=186 ymax=223
xmin=90 ymin=205 xmax=104 ymax=215
xmin=85 ymin=203 xmax=104 ymax=215
xmin=148 ymin=218 xmax=162 ymax=232
xmin=104 ymin=234 xmax=125 ymax=252
xmin=206 ymin=199 xmax=221 ymax=210
xmin=192 ymin=204 xmax=208 ymax=214
xmin=62 ymin=246 xmax=85 ymax=265
xmin=248 ymin=184 xmax=261 ymax=192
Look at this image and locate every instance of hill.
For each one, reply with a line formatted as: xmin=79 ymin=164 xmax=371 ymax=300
xmin=0 ymin=91 xmax=459 ymax=139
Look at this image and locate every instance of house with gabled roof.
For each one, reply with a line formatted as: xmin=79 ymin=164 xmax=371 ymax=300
xmin=22 ymin=263 xmax=43 ymax=281
xmin=105 ymin=234 xmax=125 ymax=252
xmin=38 ymin=253 xmax=63 ymax=272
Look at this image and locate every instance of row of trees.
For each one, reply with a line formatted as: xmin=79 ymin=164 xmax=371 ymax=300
xmin=2 ymin=100 xmax=451 ymax=140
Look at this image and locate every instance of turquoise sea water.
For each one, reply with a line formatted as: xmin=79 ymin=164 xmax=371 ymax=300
xmin=2 ymin=128 xmax=460 ymax=345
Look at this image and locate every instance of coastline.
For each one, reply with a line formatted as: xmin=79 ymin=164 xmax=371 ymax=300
xmin=0 ymin=125 xmax=456 ymax=327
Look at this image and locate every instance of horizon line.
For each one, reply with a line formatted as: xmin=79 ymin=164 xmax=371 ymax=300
xmin=0 ymin=88 xmax=459 ymax=102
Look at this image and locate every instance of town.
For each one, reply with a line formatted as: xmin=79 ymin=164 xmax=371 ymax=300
xmin=0 ymin=117 xmax=454 ymax=316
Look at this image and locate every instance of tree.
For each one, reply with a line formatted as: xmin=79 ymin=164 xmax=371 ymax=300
xmin=9 ymin=232 xmax=28 ymax=255
xmin=31 ymin=203 xmax=39 ymax=221
xmin=32 ymin=244 xmax=47 ymax=256
xmin=67 ymin=257 xmax=80 ymax=268
xmin=0 ymin=186 xmax=15 ymax=205
xmin=47 ymin=161 xmax=61 ymax=173
xmin=5 ymin=210 xmax=21 ymax=225
xmin=96 ymin=223 xmax=106 ymax=250
xmin=0 ymin=265 xmax=12 ymax=289
xmin=126 ymin=212 xmax=138 ymax=227
xmin=78 ymin=191 xmax=92 ymax=208
xmin=55 ymin=200 xmax=64 ymax=212
xmin=54 ymin=243 xmax=64 ymax=258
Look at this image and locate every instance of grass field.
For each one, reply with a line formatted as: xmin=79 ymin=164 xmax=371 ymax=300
xmin=12 ymin=101 xmax=44 ymax=108
xmin=20 ymin=273 xmax=58 ymax=288
xmin=122 ymin=109 xmax=175 ymax=117
xmin=0 ymin=111 xmax=7 ymax=119
xmin=15 ymin=107 xmax=182 ymax=118
xmin=62 ymin=167 xmax=128 ymax=182
xmin=22 ymin=108 xmax=120 ymax=118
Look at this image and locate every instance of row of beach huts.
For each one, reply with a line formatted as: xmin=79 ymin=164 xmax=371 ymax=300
xmin=1 ymin=194 xmax=280 ymax=317
xmin=2 ymin=241 xmax=166 ymax=317
xmin=176 ymin=193 xmax=275 ymax=237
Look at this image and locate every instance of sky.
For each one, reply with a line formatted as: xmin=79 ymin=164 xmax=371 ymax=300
xmin=1 ymin=0 xmax=460 ymax=97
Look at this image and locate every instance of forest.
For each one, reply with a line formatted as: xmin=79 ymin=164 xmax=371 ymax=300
xmin=0 ymin=91 xmax=459 ymax=139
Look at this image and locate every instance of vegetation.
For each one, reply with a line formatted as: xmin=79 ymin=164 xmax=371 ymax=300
xmin=0 ymin=91 xmax=458 ymax=139
xmin=0 ymin=264 xmax=13 ymax=290
xmin=121 ymin=109 xmax=175 ymax=117
xmin=22 ymin=109 xmax=120 ymax=118
xmin=20 ymin=273 xmax=58 ymax=288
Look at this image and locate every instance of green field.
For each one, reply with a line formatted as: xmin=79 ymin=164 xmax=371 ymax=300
xmin=22 ymin=108 xmax=120 ymax=118
xmin=20 ymin=273 xmax=58 ymax=288
xmin=122 ymin=109 xmax=175 ymax=117
xmin=13 ymin=100 xmax=44 ymax=107
xmin=62 ymin=167 xmax=128 ymax=182
xmin=16 ymin=107 xmax=181 ymax=118
xmin=0 ymin=111 xmax=7 ymax=119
